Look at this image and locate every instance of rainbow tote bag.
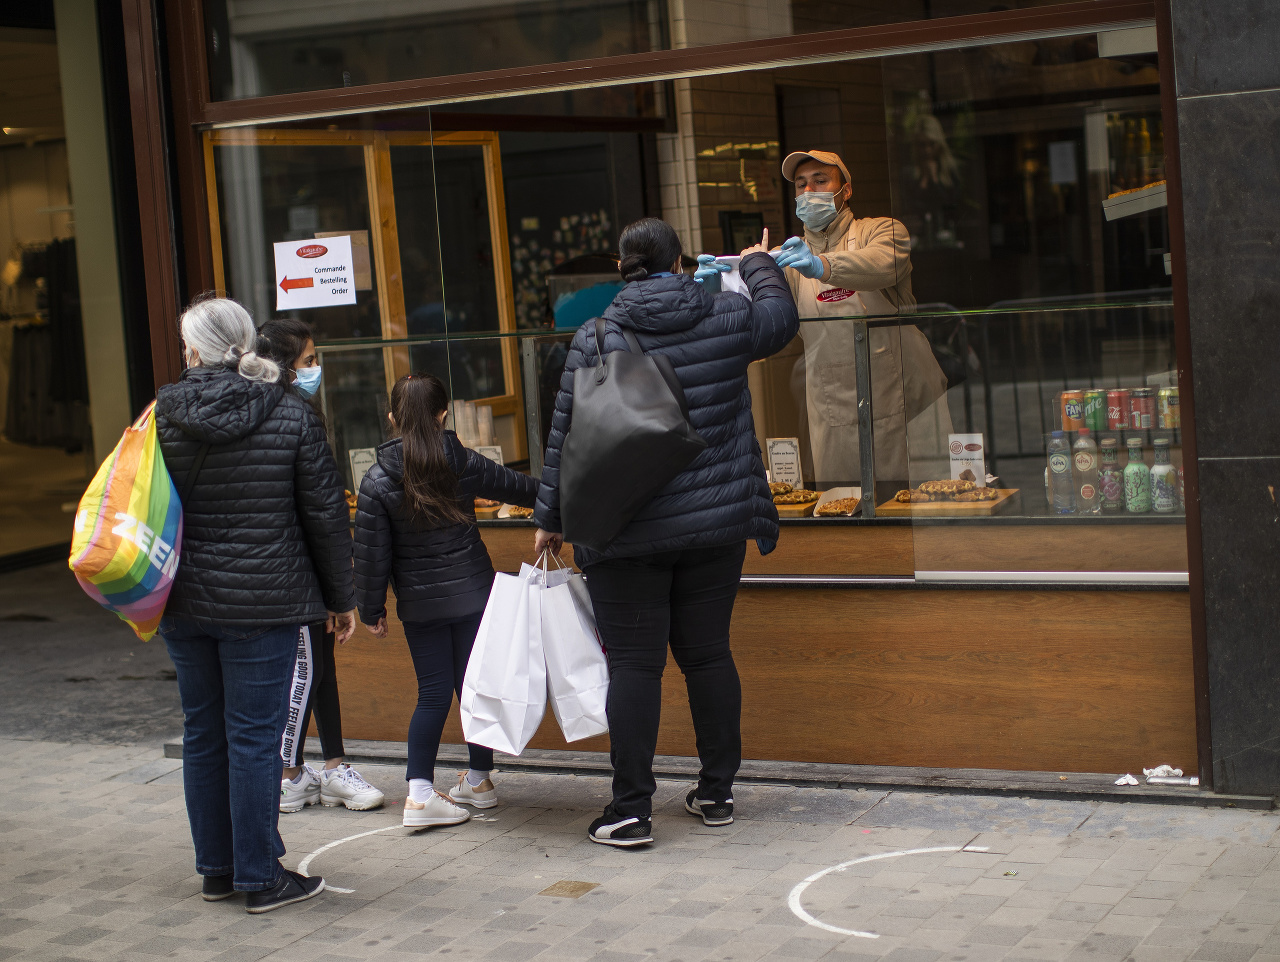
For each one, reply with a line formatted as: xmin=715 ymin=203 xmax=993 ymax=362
xmin=69 ymin=401 xmax=184 ymax=641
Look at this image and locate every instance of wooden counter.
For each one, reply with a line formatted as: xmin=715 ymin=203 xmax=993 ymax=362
xmin=329 ymin=521 xmax=1197 ymax=776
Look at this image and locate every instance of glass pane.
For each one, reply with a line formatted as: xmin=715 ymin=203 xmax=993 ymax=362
xmin=213 ymin=143 xmax=382 ymax=340
xmin=390 ymin=143 xmax=506 ymax=400
xmin=204 ymin=0 xmax=1070 ymax=102
xmin=881 ymin=37 xmax=1167 ymax=309
xmin=318 ymin=347 xmax=390 ymax=491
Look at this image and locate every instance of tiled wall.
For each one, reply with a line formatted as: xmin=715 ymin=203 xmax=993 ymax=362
xmin=1171 ymin=0 xmax=1280 ymax=795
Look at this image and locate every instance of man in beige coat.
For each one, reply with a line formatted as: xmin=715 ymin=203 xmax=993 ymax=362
xmin=772 ymin=149 xmax=952 ymax=488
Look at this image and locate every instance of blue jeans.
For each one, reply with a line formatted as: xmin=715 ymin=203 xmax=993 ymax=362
xmin=162 ymin=617 xmax=299 ymax=891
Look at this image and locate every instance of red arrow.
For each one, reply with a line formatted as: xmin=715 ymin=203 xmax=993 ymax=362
xmin=280 ymin=276 xmax=314 ymax=293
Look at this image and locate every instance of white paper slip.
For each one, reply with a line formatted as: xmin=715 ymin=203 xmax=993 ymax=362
xmin=714 ymin=251 xmax=784 ymax=298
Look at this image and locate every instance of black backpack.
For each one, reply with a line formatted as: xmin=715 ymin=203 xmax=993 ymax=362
xmin=559 ymin=318 xmax=707 ymax=552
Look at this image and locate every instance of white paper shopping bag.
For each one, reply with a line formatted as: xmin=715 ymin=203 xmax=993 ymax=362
xmin=460 ymin=565 xmax=547 ymax=755
xmin=536 ymin=556 xmax=610 ymax=742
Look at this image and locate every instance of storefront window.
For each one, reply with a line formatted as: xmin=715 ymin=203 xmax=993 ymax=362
xmin=205 ymin=0 xmax=1072 ymax=103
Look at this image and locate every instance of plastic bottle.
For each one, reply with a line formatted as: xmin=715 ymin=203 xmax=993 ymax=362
xmin=1123 ymin=438 xmax=1151 ymax=513
xmin=1150 ymin=437 xmax=1178 ymax=513
xmin=1047 ymin=431 xmax=1075 ymax=514
xmin=1098 ymin=438 xmax=1123 ymax=512
xmin=1072 ymin=429 xmax=1100 ymax=515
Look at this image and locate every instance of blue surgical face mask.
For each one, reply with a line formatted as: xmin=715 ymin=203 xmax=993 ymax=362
xmin=795 ymin=190 xmax=841 ymax=231
xmin=293 ymin=365 xmax=322 ymax=398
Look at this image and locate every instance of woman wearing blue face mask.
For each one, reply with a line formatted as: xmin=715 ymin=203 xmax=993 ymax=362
xmin=256 ymin=318 xmax=386 ymax=817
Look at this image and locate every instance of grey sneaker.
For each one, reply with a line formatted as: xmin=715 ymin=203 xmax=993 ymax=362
xmin=279 ymin=766 xmax=321 ymax=813
xmin=319 ymin=764 xmax=385 ymax=811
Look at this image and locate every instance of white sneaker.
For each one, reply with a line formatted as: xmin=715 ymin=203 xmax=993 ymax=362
xmin=448 ymin=772 xmax=498 ymax=809
xmin=319 ymin=764 xmax=385 ymax=811
xmin=280 ymin=766 xmax=321 ymax=813
xmin=402 ymin=792 xmax=470 ymax=829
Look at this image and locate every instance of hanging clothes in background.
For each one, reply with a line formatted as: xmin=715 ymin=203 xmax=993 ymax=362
xmin=4 ymin=238 xmax=90 ymax=450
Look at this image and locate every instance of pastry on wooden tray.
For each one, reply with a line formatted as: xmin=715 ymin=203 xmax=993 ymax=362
xmin=475 ymin=498 xmax=501 ymax=508
xmin=953 ymin=488 xmax=1000 ymax=503
xmin=918 ymin=479 xmax=976 ymax=497
xmin=506 ymin=505 xmax=534 ymax=518
xmin=773 ymin=489 xmax=819 ymax=505
xmin=768 ymin=482 xmax=793 ymax=496
xmin=894 ymin=489 xmax=932 ymax=503
xmin=814 ymin=497 xmax=860 ymax=517
xmin=344 ymin=489 xmax=358 ymax=509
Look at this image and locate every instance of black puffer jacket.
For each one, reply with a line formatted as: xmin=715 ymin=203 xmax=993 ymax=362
xmin=534 ymin=254 xmax=800 ymax=566
xmin=155 ymin=366 xmax=356 ymax=627
xmin=354 ymin=432 xmax=538 ymax=625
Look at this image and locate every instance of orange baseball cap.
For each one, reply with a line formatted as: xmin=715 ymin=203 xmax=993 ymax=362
xmin=781 ymin=149 xmax=850 ymax=184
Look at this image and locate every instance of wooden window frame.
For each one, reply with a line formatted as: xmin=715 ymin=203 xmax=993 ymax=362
xmin=204 ymin=127 xmax=525 ymax=451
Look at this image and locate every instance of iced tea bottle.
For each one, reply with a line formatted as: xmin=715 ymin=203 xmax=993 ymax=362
xmin=1098 ymin=437 xmax=1123 ymax=512
xmin=1123 ymin=438 xmax=1151 ymax=513
xmin=1150 ymin=437 xmax=1178 ymax=513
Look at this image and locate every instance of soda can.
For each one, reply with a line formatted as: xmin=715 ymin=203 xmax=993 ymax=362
xmin=1106 ymin=389 xmax=1130 ymax=430
xmin=1061 ymin=390 xmax=1085 ymax=431
xmin=1130 ymin=388 xmax=1156 ymax=430
xmin=1158 ymin=387 xmax=1181 ymax=429
xmin=1083 ymin=390 xmax=1107 ymax=432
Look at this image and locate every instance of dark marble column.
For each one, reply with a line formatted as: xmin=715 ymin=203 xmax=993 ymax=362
xmin=1172 ymin=0 xmax=1280 ymax=795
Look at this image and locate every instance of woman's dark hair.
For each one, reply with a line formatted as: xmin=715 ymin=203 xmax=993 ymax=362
xmin=390 ymin=373 xmax=469 ymax=528
xmin=617 ymin=217 xmax=683 ymax=283
xmin=255 ymin=317 xmax=314 ymax=382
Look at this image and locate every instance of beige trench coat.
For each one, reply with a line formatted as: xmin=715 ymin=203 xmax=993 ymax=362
xmin=785 ymin=208 xmax=952 ymax=485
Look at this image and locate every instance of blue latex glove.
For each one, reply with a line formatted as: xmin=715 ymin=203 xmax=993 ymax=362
xmin=694 ymin=253 xmax=731 ymax=285
xmin=775 ymin=236 xmax=825 ymax=279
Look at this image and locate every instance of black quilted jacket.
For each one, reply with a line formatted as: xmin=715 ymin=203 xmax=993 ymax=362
xmin=154 ymin=366 xmax=356 ymax=627
xmin=534 ymin=254 xmax=800 ymax=566
xmin=353 ymin=433 xmax=538 ymax=625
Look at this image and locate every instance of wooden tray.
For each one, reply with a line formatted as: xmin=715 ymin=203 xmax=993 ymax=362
xmin=775 ymin=500 xmax=817 ymax=518
xmin=875 ymin=488 xmax=1021 ymax=517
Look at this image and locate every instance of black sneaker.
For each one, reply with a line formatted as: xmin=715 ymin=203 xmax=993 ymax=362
xmin=244 ymin=869 xmax=325 ymax=914
xmin=588 ymin=805 xmax=653 ymax=847
xmin=685 ymin=788 xmax=734 ymax=826
xmin=201 ymin=874 xmax=235 ymax=901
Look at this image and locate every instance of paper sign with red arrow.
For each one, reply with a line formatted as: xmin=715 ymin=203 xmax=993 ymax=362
xmin=273 ymin=234 xmax=357 ymax=310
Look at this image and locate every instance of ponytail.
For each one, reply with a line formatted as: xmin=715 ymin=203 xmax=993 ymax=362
xmin=390 ymin=374 xmax=469 ymax=528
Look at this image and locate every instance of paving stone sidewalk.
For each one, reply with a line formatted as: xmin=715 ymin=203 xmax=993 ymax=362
xmin=4 ymin=739 xmax=1280 ymax=962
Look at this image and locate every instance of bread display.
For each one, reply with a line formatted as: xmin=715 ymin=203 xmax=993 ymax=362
xmin=814 ymin=497 xmax=860 ymax=517
xmin=773 ymin=489 xmax=819 ymax=505
xmin=918 ymin=479 xmax=976 ymax=497
xmin=953 ymin=488 xmax=1000 ymax=503
xmin=895 ymin=489 xmax=932 ymax=503
xmin=768 ymin=482 xmax=793 ymax=496
xmin=506 ymin=505 xmax=534 ymax=518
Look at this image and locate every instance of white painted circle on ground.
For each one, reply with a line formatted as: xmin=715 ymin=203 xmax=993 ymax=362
xmin=297 ymin=825 xmax=400 ymax=894
xmin=787 ymin=845 xmax=990 ymax=939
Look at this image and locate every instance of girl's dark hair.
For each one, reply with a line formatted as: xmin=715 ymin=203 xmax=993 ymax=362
xmin=255 ymin=317 xmax=314 ymax=382
xmin=390 ymin=373 xmax=469 ymax=528
xmin=617 ymin=217 xmax=683 ymax=283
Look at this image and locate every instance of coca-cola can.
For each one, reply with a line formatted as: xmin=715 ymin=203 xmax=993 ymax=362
xmin=1107 ymin=389 xmax=1130 ymax=431
xmin=1130 ymin=388 xmax=1156 ymax=430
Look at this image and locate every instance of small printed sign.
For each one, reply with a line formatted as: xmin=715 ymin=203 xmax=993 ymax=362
xmin=948 ymin=433 xmax=986 ymax=486
xmin=274 ymin=234 xmax=357 ymax=311
xmin=475 ymin=445 xmax=505 ymax=465
xmin=766 ymin=437 xmax=803 ymax=490
xmin=348 ymin=447 xmax=377 ymax=495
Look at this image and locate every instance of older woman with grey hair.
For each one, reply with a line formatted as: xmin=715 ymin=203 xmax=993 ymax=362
xmin=155 ymin=294 xmax=357 ymax=914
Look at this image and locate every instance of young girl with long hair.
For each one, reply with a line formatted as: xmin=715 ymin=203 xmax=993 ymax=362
xmin=353 ymin=373 xmax=538 ymax=828
xmin=256 ymin=318 xmax=384 ymax=816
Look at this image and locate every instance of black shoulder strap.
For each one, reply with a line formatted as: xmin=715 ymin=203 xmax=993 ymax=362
xmin=180 ymin=442 xmax=212 ymax=504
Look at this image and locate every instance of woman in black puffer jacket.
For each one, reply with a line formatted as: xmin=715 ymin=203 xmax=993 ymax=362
xmin=155 ymin=296 xmax=356 ymax=913
xmin=354 ymin=373 xmax=537 ymax=830
xmin=533 ymin=218 xmax=799 ymax=848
